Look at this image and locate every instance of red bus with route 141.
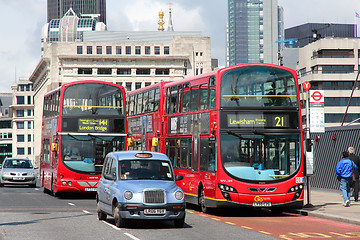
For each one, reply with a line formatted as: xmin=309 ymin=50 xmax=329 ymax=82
xmin=40 ymin=80 xmax=127 ymax=196
xmin=162 ymin=63 xmax=304 ymax=213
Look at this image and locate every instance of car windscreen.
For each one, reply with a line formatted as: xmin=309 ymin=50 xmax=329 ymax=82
xmin=119 ymin=160 xmax=174 ymax=180
xmin=3 ymin=159 xmax=33 ymax=169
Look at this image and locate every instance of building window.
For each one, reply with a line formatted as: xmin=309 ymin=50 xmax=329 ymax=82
xmin=28 ymin=147 xmax=32 ymax=155
xmin=145 ymin=46 xmax=150 ymax=55
xmin=26 ymin=85 xmax=31 ymax=91
xmin=16 ymin=96 xmax=24 ymax=105
xmin=126 ymin=83 xmax=132 ymax=92
xmin=126 ymin=46 xmax=131 ymax=55
xmin=145 ymin=82 xmax=151 ymax=87
xmin=136 ymin=69 xmax=151 ymax=75
xmin=116 ymin=46 xmax=122 ymax=54
xmin=135 ymin=82 xmax=142 ymax=89
xmin=154 ymin=46 xmax=160 ymax=55
xmin=27 ymin=110 xmax=32 ymax=116
xmin=97 ymin=46 xmax=103 ymax=54
xmin=87 ymin=46 xmax=92 ymax=54
xmin=77 ymin=46 xmax=83 ymax=54
xmin=78 ymin=68 xmax=92 ymax=75
xmin=155 ymin=69 xmax=169 ymax=75
xmin=17 ymin=148 xmax=25 ymax=155
xmin=322 ymin=65 xmax=354 ymax=74
xmin=16 ymin=110 xmax=24 ymax=117
xmin=98 ymin=68 xmax=112 ymax=75
xmin=106 ymin=46 xmax=112 ymax=55
xmin=17 ymin=135 xmax=25 ymax=142
xmin=28 ymin=134 xmax=32 ymax=142
xmin=135 ymin=46 xmax=141 ymax=55
xmin=164 ymin=46 xmax=170 ymax=55
xmin=117 ymin=68 xmax=131 ymax=75
xmin=28 ymin=121 xmax=32 ymax=129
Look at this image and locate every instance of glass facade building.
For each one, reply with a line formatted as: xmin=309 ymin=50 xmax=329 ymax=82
xmin=47 ymin=0 xmax=106 ymax=24
xmin=228 ymin=0 xmax=279 ymax=66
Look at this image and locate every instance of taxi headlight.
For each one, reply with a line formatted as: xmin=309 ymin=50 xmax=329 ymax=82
xmin=124 ymin=191 xmax=133 ymax=200
xmin=175 ymin=191 xmax=184 ymax=200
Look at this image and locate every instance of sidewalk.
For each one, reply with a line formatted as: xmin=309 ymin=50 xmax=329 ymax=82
xmin=292 ymin=188 xmax=360 ymax=226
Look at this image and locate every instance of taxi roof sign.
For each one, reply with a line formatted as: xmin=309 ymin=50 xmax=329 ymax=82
xmin=135 ymin=153 xmax=153 ymax=158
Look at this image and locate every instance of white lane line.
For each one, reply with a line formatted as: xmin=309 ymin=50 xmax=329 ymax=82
xmin=82 ymin=210 xmax=91 ymax=214
xmin=101 ymin=220 xmax=121 ymax=230
xmin=68 ymin=202 xmax=75 ymax=206
xmin=124 ymin=232 xmax=140 ymax=240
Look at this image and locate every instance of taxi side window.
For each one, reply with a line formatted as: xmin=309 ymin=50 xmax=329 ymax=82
xmin=109 ymin=159 xmax=116 ymax=179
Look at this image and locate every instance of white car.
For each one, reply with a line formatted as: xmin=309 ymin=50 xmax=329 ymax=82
xmin=0 ymin=158 xmax=37 ymax=187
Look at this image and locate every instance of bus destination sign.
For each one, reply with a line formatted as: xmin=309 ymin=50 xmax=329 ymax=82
xmin=78 ymin=119 xmax=109 ymax=132
xmin=227 ymin=113 xmax=289 ymax=128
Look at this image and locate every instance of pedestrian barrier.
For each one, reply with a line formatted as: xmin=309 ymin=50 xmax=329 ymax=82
xmin=310 ymin=125 xmax=360 ymax=190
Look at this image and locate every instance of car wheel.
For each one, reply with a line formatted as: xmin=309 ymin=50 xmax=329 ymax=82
xmin=29 ymin=184 xmax=36 ymax=188
xmin=113 ymin=203 xmax=125 ymax=228
xmin=174 ymin=213 xmax=185 ymax=228
xmin=199 ymin=187 xmax=208 ymax=213
xmin=97 ymin=201 xmax=107 ymax=221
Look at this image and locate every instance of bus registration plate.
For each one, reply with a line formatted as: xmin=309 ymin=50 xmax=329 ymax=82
xmin=252 ymin=202 xmax=272 ymax=207
xmin=144 ymin=209 xmax=166 ymax=215
xmin=85 ymin=187 xmax=97 ymax=191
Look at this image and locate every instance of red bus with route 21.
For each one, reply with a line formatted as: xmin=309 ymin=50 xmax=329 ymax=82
xmin=40 ymin=80 xmax=127 ymax=196
xmin=162 ymin=63 xmax=304 ymax=213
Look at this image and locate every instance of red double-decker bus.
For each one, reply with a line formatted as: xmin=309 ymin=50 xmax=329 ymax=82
xmin=40 ymin=80 xmax=127 ymax=196
xmin=162 ymin=63 xmax=304 ymax=213
xmin=126 ymin=82 xmax=169 ymax=152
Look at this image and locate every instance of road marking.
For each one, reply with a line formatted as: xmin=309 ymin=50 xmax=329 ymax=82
xmin=241 ymin=226 xmax=253 ymax=230
xmin=211 ymin=217 xmax=220 ymax=221
xmin=68 ymin=202 xmax=75 ymax=206
xmin=225 ymin=222 xmax=236 ymax=225
xmin=102 ymin=220 xmax=121 ymax=230
xmin=82 ymin=210 xmax=91 ymax=214
xmin=259 ymin=231 xmax=271 ymax=235
xmin=124 ymin=232 xmax=140 ymax=240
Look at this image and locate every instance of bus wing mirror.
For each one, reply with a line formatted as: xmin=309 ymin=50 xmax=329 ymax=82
xmin=152 ymin=137 xmax=159 ymax=147
xmin=127 ymin=137 xmax=134 ymax=147
xmin=175 ymin=174 xmax=184 ymax=181
xmin=51 ymin=143 xmax=58 ymax=152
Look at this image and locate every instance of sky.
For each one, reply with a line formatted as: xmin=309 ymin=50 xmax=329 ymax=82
xmin=0 ymin=0 xmax=359 ymax=92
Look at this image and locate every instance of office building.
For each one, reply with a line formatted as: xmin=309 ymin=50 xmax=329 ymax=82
xmin=297 ymin=37 xmax=360 ymax=127
xmin=9 ymin=80 xmax=35 ymax=162
xmin=0 ymin=94 xmax=12 ymax=164
xmin=227 ymin=0 xmax=280 ymax=65
xmin=285 ymin=23 xmax=356 ymax=48
xmin=47 ymin=0 xmax=106 ymax=24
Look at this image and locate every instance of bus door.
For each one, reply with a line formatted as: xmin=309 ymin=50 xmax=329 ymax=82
xmin=199 ymin=137 xmax=216 ymax=199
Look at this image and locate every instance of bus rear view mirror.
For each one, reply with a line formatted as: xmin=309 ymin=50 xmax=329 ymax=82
xmin=127 ymin=137 xmax=134 ymax=147
xmin=51 ymin=143 xmax=58 ymax=152
xmin=152 ymin=137 xmax=159 ymax=147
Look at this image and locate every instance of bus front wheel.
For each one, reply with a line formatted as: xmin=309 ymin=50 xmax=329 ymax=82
xmin=199 ymin=187 xmax=208 ymax=213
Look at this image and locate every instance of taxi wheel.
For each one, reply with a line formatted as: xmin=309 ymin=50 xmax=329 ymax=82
xmin=97 ymin=201 xmax=107 ymax=221
xmin=114 ymin=203 xmax=125 ymax=228
xmin=174 ymin=213 xmax=185 ymax=228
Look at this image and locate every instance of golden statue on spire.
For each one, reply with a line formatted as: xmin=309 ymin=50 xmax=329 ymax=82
xmin=158 ymin=10 xmax=165 ymax=31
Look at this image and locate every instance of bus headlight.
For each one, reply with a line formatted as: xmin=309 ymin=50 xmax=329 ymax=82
xmin=124 ymin=191 xmax=133 ymax=200
xmin=287 ymin=184 xmax=303 ymax=200
xmin=218 ymin=183 xmax=238 ymax=193
xmin=175 ymin=191 xmax=184 ymax=200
